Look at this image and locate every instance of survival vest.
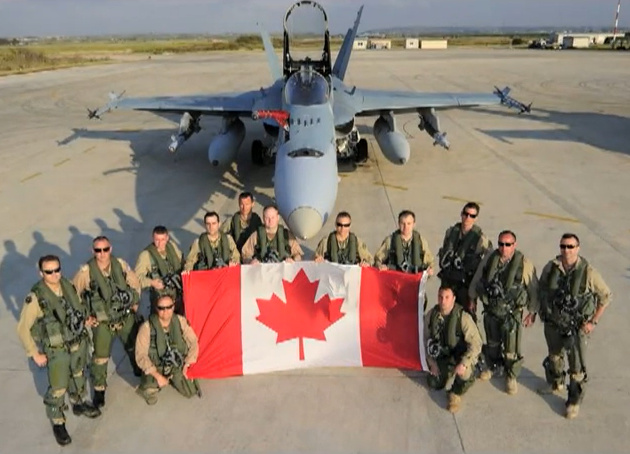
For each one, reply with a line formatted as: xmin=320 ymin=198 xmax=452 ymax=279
xmin=324 ymin=232 xmax=359 ymax=264
xmin=427 ymin=304 xmax=466 ymax=361
xmin=147 ymin=314 xmax=189 ymax=375
xmin=255 ymin=226 xmax=291 ymax=262
xmin=387 ymin=230 xmax=425 ymax=273
xmin=438 ymin=224 xmax=484 ymax=284
xmin=542 ymin=257 xmax=595 ymax=332
xmin=30 ymin=277 xmax=87 ymax=350
xmin=146 ymin=242 xmax=182 ymax=277
xmin=194 ymin=233 xmax=232 ymax=270
xmin=85 ymin=257 xmax=140 ymax=323
xmin=231 ymin=212 xmax=263 ymax=251
xmin=478 ymin=250 xmax=527 ymax=318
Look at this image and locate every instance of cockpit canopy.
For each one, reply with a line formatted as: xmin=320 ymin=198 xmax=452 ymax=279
xmin=284 ymin=69 xmax=330 ymax=106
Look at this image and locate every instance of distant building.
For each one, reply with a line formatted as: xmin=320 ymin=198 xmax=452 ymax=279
xmin=419 ymin=39 xmax=448 ymax=50
xmin=353 ymin=39 xmax=367 ymax=50
xmin=549 ymin=32 xmax=611 ymax=46
xmin=562 ymin=36 xmax=591 ymax=49
xmin=404 ymin=38 xmax=419 ymax=49
xmin=368 ymin=39 xmax=391 ymax=49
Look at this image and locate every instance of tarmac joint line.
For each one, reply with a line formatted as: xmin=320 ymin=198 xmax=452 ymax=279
xmin=53 ymin=158 xmax=70 ymax=167
xmin=523 ymin=211 xmax=580 ymax=223
xmin=442 ymin=195 xmax=482 ymax=205
xmin=20 ymin=172 xmax=42 ymax=183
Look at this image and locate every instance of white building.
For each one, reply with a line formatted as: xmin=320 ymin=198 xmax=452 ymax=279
xmin=419 ymin=39 xmax=448 ymax=49
xmin=352 ymin=39 xmax=367 ymax=50
xmin=562 ymin=36 xmax=591 ymax=48
xmin=368 ymin=39 xmax=391 ymax=49
xmin=404 ymin=38 xmax=419 ymax=49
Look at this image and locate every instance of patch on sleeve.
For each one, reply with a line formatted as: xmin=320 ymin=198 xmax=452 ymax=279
xmin=25 ymin=295 xmax=32 ymax=304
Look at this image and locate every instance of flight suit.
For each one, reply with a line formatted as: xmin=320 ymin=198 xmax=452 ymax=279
xmin=221 ymin=211 xmax=263 ymax=253
xmin=468 ymin=249 xmax=539 ymax=388
xmin=373 ymin=230 xmax=434 ymax=310
xmin=135 ymin=313 xmax=201 ymax=405
xmin=16 ymin=278 xmax=101 ymax=429
xmin=134 ymin=241 xmax=184 ymax=315
xmin=72 ymin=256 xmax=143 ymax=404
xmin=537 ymin=255 xmax=611 ymax=417
xmin=183 ymin=233 xmax=240 ymax=271
xmin=241 ymin=226 xmax=304 ymax=263
xmin=423 ymin=304 xmax=483 ymax=412
xmin=438 ymin=223 xmax=492 ymax=321
xmin=314 ymin=231 xmax=373 ymax=265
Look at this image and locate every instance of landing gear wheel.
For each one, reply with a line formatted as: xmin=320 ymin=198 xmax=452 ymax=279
xmin=251 ymin=140 xmax=264 ymax=166
xmin=355 ymin=138 xmax=368 ymax=163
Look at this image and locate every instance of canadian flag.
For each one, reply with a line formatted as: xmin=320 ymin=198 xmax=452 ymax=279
xmin=182 ymin=262 xmax=429 ymax=379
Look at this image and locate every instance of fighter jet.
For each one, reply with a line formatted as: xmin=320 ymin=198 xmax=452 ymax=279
xmin=86 ymin=0 xmax=531 ymax=240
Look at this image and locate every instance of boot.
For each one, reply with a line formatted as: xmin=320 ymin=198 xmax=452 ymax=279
xmin=479 ymin=369 xmax=492 ymax=381
xmin=72 ymin=401 xmax=102 ymax=418
xmin=565 ymin=404 xmax=580 ymax=419
xmin=447 ymin=392 xmax=461 ymax=413
xmin=52 ymin=423 xmax=72 ymax=446
xmin=506 ymin=377 xmax=517 ymax=395
xmin=537 ymin=383 xmax=564 ymax=395
xmin=93 ymin=390 xmax=105 ymax=408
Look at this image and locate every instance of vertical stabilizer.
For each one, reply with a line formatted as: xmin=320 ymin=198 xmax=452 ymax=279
xmin=258 ymin=22 xmax=283 ymax=81
xmin=332 ymin=5 xmax=364 ymax=81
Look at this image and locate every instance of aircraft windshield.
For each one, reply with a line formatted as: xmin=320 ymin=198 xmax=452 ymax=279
xmin=284 ymin=1 xmax=327 ymax=61
xmin=284 ymin=69 xmax=329 ymax=106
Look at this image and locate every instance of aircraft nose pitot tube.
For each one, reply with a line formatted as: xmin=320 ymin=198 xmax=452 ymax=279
xmin=373 ymin=115 xmax=410 ymax=165
xmin=208 ymin=117 xmax=246 ymax=167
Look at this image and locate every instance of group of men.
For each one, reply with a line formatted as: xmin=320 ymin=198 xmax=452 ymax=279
xmin=16 ymin=191 xmax=612 ymax=446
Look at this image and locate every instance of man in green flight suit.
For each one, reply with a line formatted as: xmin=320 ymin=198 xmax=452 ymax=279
xmin=135 ymin=295 xmax=202 ymax=405
xmin=72 ymin=235 xmax=143 ymax=409
xmin=220 ymin=191 xmax=263 ymax=255
xmin=134 ymin=225 xmax=185 ymax=316
xmin=373 ymin=209 xmax=434 ymax=310
xmin=438 ymin=202 xmax=493 ymax=322
xmin=16 ymin=255 xmax=101 ymax=446
xmin=241 ymin=204 xmax=304 ymax=263
xmin=537 ymin=233 xmax=612 ymax=419
xmin=468 ymin=230 xmax=539 ymax=395
xmin=314 ymin=211 xmax=373 ymax=266
xmin=424 ymin=284 xmax=483 ymax=413
xmin=184 ymin=211 xmax=240 ymax=271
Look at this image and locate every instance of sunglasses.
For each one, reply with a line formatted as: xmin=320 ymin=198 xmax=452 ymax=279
xmin=560 ymin=244 xmax=577 ymax=249
xmin=42 ymin=267 xmax=61 ymax=275
xmin=93 ymin=246 xmax=111 ymax=253
xmin=461 ymin=212 xmax=477 ymax=218
xmin=157 ymin=304 xmax=174 ymax=311
xmin=336 ymin=223 xmax=350 ymax=228
xmin=498 ymin=242 xmax=513 ymax=247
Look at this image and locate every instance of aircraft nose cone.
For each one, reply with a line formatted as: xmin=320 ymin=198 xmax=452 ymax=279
xmin=287 ymin=207 xmax=323 ymax=240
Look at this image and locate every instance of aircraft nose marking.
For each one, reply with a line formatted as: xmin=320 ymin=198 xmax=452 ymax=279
xmin=287 ymin=207 xmax=323 ymax=240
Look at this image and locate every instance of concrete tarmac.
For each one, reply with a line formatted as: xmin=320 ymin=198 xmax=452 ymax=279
xmin=1 ymin=48 xmax=629 ymax=453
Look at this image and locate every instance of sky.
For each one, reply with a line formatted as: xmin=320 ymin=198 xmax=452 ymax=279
xmin=0 ymin=0 xmax=627 ymax=37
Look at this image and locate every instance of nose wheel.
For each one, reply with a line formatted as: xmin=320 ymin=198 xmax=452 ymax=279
xmin=354 ymin=138 xmax=368 ymax=163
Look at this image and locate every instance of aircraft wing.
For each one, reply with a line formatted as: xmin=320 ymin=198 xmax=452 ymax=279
xmin=89 ymin=88 xmax=282 ymax=119
xmin=354 ymin=89 xmax=507 ymax=117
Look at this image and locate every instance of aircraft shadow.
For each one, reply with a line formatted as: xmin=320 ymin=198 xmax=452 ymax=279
xmin=469 ymin=107 xmax=630 ymax=157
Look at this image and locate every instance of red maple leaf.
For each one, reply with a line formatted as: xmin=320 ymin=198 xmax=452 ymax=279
xmin=255 ymin=268 xmax=346 ymax=361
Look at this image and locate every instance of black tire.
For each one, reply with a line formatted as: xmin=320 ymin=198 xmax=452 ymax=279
xmin=355 ymin=138 xmax=368 ymax=163
xmin=251 ymin=140 xmax=264 ymax=166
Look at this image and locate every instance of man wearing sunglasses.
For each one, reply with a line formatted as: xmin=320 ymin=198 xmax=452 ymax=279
xmin=438 ymin=202 xmax=493 ymax=323
xmin=468 ymin=230 xmax=539 ymax=396
xmin=314 ymin=211 xmax=372 ymax=266
xmin=72 ymin=236 xmax=143 ymax=409
xmin=135 ymin=295 xmax=201 ymax=405
xmin=537 ymin=233 xmax=612 ymax=420
xmin=17 ymin=255 xmax=101 ymax=446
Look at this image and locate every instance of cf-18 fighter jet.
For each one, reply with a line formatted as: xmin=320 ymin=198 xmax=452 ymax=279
xmin=86 ymin=0 xmax=531 ymax=240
